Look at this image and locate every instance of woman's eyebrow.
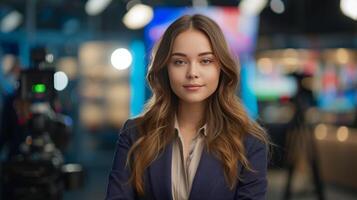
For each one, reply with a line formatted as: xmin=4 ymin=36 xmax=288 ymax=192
xmin=171 ymin=52 xmax=186 ymax=57
xmin=198 ymin=52 xmax=214 ymax=56
xmin=171 ymin=52 xmax=214 ymax=57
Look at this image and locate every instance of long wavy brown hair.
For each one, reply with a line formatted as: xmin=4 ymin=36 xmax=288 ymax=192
xmin=126 ymin=14 xmax=269 ymax=195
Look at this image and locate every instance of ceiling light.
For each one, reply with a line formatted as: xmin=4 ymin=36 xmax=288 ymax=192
xmin=270 ymin=0 xmax=285 ymax=14
xmin=340 ymin=0 xmax=357 ymax=20
xmin=85 ymin=0 xmax=112 ymax=16
xmin=0 ymin=10 xmax=22 ymax=32
xmin=239 ymin=0 xmax=268 ymax=16
xmin=123 ymin=4 xmax=153 ymax=29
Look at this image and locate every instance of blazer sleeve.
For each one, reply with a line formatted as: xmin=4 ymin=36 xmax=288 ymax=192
xmin=105 ymin=119 xmax=137 ymax=200
xmin=235 ymin=136 xmax=268 ymax=200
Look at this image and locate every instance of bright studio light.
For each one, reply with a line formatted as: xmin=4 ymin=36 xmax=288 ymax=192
xmin=1 ymin=10 xmax=22 ymax=32
xmin=270 ymin=0 xmax=285 ymax=14
xmin=123 ymin=4 xmax=153 ymax=29
xmin=46 ymin=54 xmax=54 ymax=63
xmin=239 ymin=0 xmax=268 ymax=16
xmin=340 ymin=0 xmax=357 ymax=20
xmin=54 ymin=71 xmax=69 ymax=91
xmin=314 ymin=124 xmax=327 ymax=140
xmin=336 ymin=126 xmax=349 ymax=142
xmin=111 ymin=48 xmax=132 ymax=70
xmin=85 ymin=0 xmax=112 ymax=16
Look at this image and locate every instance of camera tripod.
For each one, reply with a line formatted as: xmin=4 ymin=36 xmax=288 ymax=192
xmin=283 ymin=120 xmax=325 ymax=200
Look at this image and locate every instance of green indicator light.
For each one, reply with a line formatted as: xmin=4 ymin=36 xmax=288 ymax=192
xmin=33 ymin=84 xmax=46 ymax=94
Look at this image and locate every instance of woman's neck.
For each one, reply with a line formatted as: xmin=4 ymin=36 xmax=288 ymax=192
xmin=176 ymin=101 xmax=206 ymax=131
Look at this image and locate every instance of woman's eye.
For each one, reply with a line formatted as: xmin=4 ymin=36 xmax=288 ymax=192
xmin=201 ymin=59 xmax=213 ymax=65
xmin=173 ymin=60 xmax=186 ymax=65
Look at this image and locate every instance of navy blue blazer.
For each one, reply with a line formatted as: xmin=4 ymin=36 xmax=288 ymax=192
xmin=105 ymin=119 xmax=268 ymax=200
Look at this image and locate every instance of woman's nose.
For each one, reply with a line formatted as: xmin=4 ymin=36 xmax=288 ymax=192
xmin=186 ymin=63 xmax=199 ymax=79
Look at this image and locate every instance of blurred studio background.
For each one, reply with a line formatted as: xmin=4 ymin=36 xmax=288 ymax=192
xmin=0 ymin=0 xmax=357 ymax=199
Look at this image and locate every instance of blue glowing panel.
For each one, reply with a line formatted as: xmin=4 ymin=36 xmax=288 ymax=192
xmin=129 ymin=40 xmax=146 ymax=117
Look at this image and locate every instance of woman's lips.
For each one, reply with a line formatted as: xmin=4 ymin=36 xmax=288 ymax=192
xmin=183 ymin=84 xmax=203 ymax=91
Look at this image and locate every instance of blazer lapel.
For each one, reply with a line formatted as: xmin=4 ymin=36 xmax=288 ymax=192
xmin=148 ymin=142 xmax=173 ymax=200
xmin=188 ymin=148 xmax=224 ymax=200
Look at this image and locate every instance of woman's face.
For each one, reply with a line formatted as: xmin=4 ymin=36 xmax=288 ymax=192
xmin=167 ymin=29 xmax=221 ymax=104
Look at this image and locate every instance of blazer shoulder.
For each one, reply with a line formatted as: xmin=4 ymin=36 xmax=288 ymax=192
xmin=243 ymin=134 xmax=267 ymax=157
xmin=118 ymin=118 xmax=141 ymax=143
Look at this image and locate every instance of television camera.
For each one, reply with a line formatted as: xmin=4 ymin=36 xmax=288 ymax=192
xmin=1 ymin=68 xmax=83 ymax=199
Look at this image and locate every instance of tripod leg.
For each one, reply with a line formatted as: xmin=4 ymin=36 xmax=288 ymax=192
xmin=283 ymin=163 xmax=295 ymax=200
xmin=307 ymin=129 xmax=325 ymax=200
xmin=283 ymin=130 xmax=298 ymax=200
xmin=311 ymin=158 xmax=325 ymax=200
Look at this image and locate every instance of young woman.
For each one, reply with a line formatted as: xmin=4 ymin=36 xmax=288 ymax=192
xmin=106 ymin=14 xmax=269 ymax=200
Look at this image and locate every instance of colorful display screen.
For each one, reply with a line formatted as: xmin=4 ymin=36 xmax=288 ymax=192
xmin=316 ymin=63 xmax=357 ymax=113
xmin=145 ymin=7 xmax=258 ymax=54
